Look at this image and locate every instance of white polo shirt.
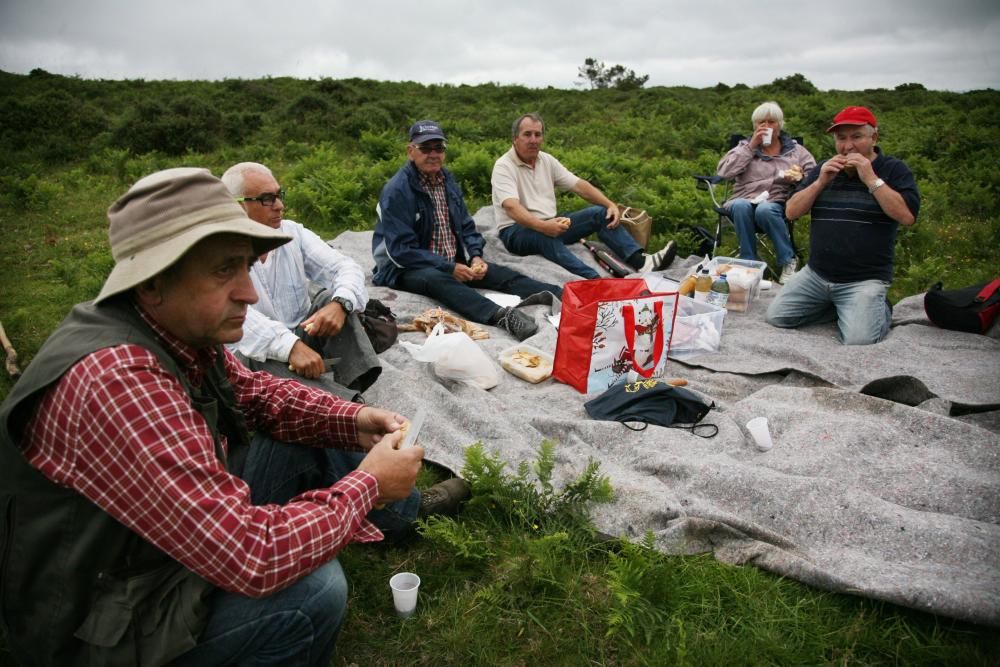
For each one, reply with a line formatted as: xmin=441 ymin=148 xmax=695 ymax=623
xmin=491 ymin=147 xmax=580 ymax=231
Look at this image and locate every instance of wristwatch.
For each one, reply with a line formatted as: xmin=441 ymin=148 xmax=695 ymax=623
xmin=868 ymin=178 xmax=886 ymax=194
xmin=331 ymin=296 xmax=353 ymax=313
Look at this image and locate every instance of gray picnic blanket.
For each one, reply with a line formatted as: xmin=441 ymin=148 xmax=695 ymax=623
xmin=327 ymin=206 xmax=1000 ymax=627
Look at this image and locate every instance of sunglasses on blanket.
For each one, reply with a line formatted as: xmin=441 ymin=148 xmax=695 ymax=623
xmin=237 ymin=189 xmax=285 ymax=207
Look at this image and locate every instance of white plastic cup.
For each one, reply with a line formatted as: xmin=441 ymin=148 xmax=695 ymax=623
xmin=762 ymin=127 xmax=773 ymax=147
xmin=746 ymin=417 xmax=773 ymax=451
xmin=389 ymin=572 xmax=421 ymax=618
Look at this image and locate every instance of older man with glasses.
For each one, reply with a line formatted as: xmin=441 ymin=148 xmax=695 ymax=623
xmin=373 ymin=120 xmax=562 ymax=341
xmin=222 ymin=161 xmax=381 ymax=400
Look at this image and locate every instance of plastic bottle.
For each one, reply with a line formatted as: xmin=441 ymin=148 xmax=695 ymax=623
xmin=678 ymin=273 xmax=697 ymax=297
xmin=706 ymin=273 xmax=730 ymax=308
xmin=694 ymin=268 xmax=712 ymax=302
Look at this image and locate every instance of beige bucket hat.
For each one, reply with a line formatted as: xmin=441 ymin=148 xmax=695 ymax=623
xmin=95 ymin=167 xmax=291 ymax=304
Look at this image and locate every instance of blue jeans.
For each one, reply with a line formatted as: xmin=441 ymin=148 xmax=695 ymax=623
xmin=169 ymin=435 xmax=419 ymax=666
xmin=766 ymin=264 xmax=892 ymax=345
xmin=398 ymin=263 xmax=562 ymax=323
xmin=727 ymin=199 xmax=795 ymax=267
xmin=499 ymin=205 xmax=642 ymax=279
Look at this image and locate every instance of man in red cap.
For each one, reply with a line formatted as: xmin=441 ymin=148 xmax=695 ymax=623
xmin=766 ymin=106 xmax=920 ymax=344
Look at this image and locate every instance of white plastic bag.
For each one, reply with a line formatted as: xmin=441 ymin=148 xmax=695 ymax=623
xmin=399 ymin=323 xmax=499 ymax=390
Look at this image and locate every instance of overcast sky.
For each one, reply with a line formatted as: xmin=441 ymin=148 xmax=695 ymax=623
xmin=1 ymin=0 xmax=998 ymax=91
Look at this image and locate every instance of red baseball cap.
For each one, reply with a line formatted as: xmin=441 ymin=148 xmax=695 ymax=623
xmin=826 ymin=106 xmax=878 ymax=133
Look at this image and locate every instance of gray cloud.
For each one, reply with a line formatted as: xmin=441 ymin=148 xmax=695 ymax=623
xmin=1 ymin=0 xmax=997 ymax=90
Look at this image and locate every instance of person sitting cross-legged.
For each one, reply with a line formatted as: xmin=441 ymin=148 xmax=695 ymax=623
xmin=0 ymin=167 xmax=469 ymax=667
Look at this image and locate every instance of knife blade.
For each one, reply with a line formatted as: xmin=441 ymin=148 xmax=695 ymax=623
xmin=400 ymin=407 xmax=427 ymax=449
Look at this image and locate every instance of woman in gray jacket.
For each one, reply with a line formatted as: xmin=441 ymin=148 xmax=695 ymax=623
xmin=717 ymin=101 xmax=816 ymax=284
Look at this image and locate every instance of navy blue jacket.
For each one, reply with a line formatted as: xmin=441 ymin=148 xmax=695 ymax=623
xmin=373 ymin=161 xmax=485 ymax=288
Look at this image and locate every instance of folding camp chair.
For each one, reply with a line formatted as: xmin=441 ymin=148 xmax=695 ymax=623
xmin=687 ymin=133 xmax=803 ymax=279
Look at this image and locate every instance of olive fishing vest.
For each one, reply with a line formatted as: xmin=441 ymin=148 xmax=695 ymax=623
xmin=0 ymin=298 xmax=251 ymax=666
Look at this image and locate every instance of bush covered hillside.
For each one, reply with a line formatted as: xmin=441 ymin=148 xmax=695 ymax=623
xmin=1 ymin=69 xmax=998 ymax=395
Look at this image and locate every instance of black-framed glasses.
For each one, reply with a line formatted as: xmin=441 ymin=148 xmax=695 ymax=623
xmin=416 ymin=143 xmax=447 ymax=154
xmin=237 ymin=189 xmax=285 ymax=207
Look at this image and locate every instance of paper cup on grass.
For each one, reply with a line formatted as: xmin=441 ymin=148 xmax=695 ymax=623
xmin=389 ymin=572 xmax=421 ymax=618
xmin=746 ymin=417 xmax=773 ymax=451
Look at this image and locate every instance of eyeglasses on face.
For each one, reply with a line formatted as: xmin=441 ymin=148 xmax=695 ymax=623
xmin=237 ymin=189 xmax=285 ymax=207
xmin=416 ymin=143 xmax=447 ymax=154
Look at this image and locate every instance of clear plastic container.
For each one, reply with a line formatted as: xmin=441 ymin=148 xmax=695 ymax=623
xmin=707 ymin=256 xmax=767 ymax=312
xmin=498 ymin=344 xmax=554 ymax=383
xmin=668 ymin=295 xmax=726 ymax=360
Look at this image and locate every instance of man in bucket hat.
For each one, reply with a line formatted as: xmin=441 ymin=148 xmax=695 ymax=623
xmin=766 ymin=106 xmax=920 ymax=344
xmin=0 ymin=168 xmax=438 ymax=665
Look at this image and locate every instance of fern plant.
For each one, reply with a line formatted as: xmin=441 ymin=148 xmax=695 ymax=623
xmin=458 ymin=440 xmax=613 ymax=534
xmin=419 ymin=440 xmax=614 ymax=563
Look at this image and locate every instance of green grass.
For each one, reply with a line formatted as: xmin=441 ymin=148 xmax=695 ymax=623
xmin=332 ymin=444 xmax=998 ymax=666
xmin=2 ymin=74 xmax=999 ymax=664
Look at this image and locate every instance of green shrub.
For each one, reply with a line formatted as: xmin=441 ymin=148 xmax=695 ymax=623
xmin=446 ymin=146 xmax=497 ymax=203
xmin=110 ymin=95 xmax=224 ymax=155
xmin=0 ymin=173 xmax=64 ymax=212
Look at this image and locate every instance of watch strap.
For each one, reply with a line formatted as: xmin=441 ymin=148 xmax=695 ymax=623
xmin=868 ymin=178 xmax=885 ymax=194
xmin=332 ymin=296 xmax=353 ymax=312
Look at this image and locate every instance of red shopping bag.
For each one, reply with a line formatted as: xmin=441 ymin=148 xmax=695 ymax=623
xmin=553 ymin=279 xmax=678 ymax=393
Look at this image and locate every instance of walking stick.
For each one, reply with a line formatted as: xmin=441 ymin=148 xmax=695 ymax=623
xmin=0 ymin=320 xmax=22 ymax=378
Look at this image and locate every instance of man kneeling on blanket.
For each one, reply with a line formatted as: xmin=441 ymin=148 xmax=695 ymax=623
xmin=374 ymin=120 xmax=562 ymax=342
xmin=766 ymin=106 xmax=920 ymax=345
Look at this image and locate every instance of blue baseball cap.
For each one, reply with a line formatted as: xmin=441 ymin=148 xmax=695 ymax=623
xmin=408 ymin=120 xmax=446 ymax=144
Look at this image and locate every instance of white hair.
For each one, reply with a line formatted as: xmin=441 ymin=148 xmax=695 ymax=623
xmin=221 ymin=162 xmax=273 ymax=196
xmin=751 ymin=101 xmax=785 ymax=130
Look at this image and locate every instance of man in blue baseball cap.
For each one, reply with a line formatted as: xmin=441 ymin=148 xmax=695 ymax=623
xmin=373 ymin=120 xmax=562 ymax=341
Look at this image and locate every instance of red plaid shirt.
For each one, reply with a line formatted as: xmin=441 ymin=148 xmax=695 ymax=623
xmin=421 ymin=172 xmax=458 ymax=259
xmin=23 ymin=305 xmax=382 ymax=597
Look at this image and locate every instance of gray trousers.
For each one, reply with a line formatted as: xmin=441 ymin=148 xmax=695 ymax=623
xmin=237 ymin=291 xmax=382 ymax=402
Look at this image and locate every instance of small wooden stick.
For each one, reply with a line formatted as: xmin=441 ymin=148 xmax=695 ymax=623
xmin=0 ymin=320 xmax=22 ymax=378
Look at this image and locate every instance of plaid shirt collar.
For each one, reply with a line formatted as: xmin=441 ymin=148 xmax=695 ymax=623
xmin=419 ymin=170 xmax=445 ymax=189
xmin=134 ymin=300 xmax=217 ymax=387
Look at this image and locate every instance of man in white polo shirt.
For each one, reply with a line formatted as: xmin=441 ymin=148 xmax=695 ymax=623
xmin=491 ymin=113 xmax=675 ymax=279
